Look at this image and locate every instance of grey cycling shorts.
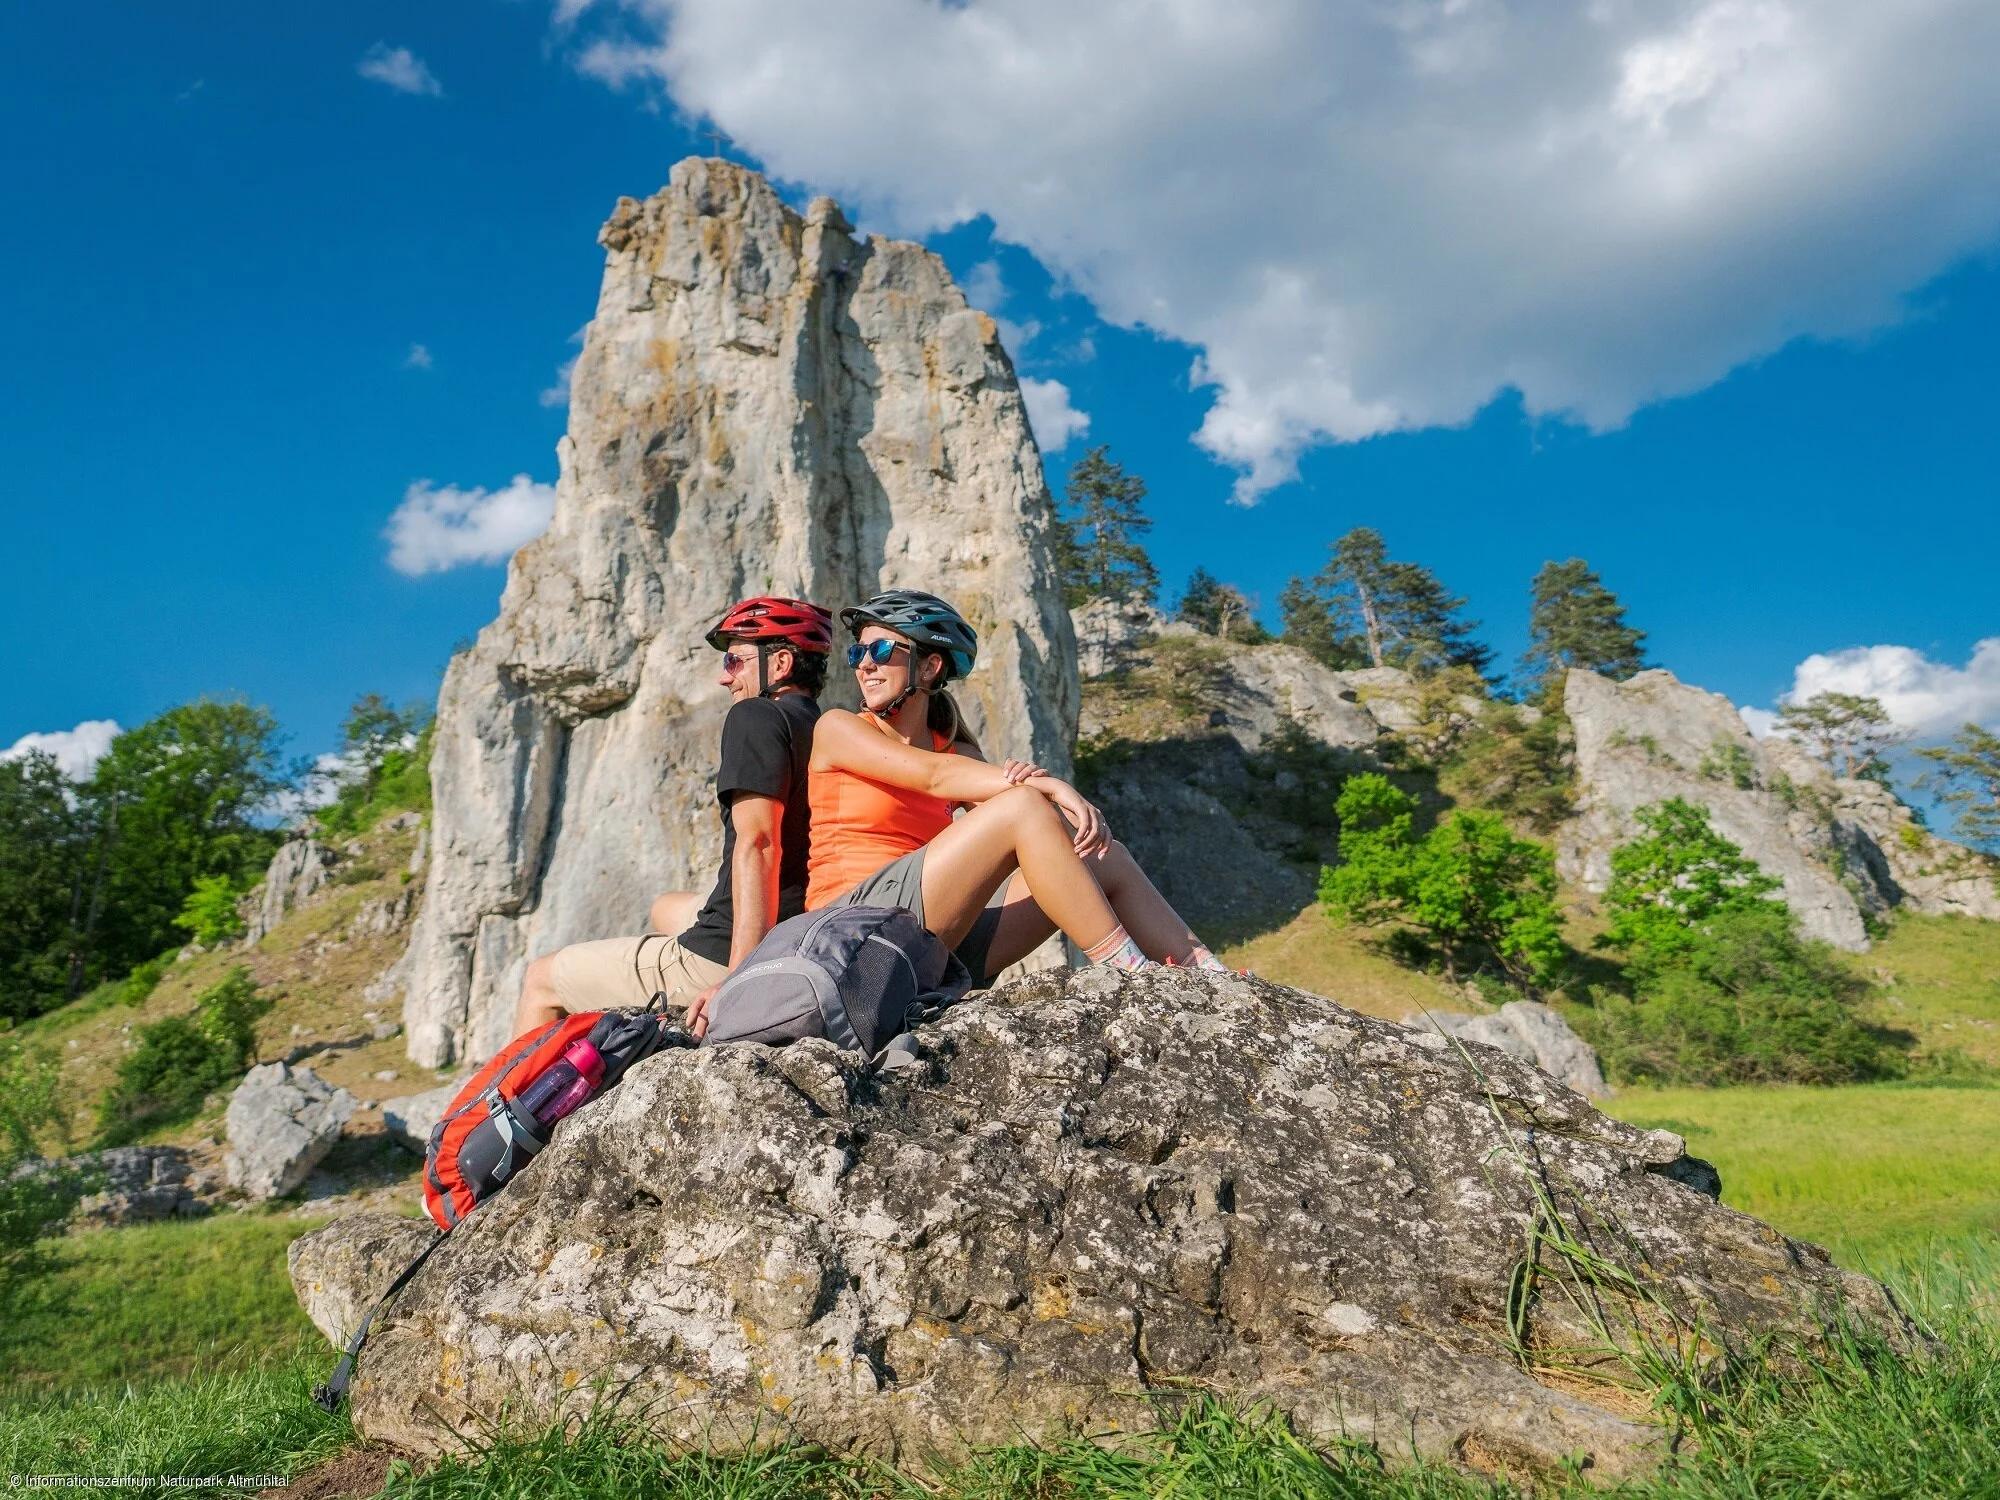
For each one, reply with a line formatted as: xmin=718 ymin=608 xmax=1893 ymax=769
xmin=826 ymin=847 xmax=1008 ymax=988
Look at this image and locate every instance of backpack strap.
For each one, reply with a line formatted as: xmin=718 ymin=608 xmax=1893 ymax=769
xmin=311 ymin=1228 xmax=448 ymax=1413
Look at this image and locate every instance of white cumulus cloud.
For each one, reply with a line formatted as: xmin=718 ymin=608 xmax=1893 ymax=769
xmin=404 ymin=343 xmax=434 ymax=370
xmin=1775 ymin=639 xmax=2000 ymax=738
xmin=553 ymin=0 xmax=2000 ymax=500
xmin=359 ymin=43 xmax=444 ymax=97
xmin=386 ymin=475 xmax=556 ymax=576
xmin=1019 ymin=377 xmax=1089 ymax=451
xmin=3 ymin=720 xmax=121 ymax=781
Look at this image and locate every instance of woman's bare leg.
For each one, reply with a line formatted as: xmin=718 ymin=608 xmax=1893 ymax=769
xmin=978 ymin=872 xmax=1060 ymax=975
xmin=919 ymin=786 xmax=1121 ymax=952
xmin=976 ymin=842 xmax=1201 ymax=974
xmin=648 ymin=891 xmax=699 ymax=936
xmin=1086 ymin=841 xmax=1202 ymax=962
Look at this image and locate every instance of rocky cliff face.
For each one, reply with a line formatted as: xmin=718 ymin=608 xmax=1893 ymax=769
xmin=399 ymin=160 xmax=1078 ymax=1069
xmin=298 ymin=967 xmax=1903 ymax=1476
xmin=1560 ymin=668 xmax=2000 ymax=950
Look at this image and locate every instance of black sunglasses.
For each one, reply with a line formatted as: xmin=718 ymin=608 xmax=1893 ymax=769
xmin=847 ymin=639 xmax=909 ymax=668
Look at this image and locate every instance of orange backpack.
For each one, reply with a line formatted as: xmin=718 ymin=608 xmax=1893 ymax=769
xmin=314 ymin=1008 xmax=684 ymax=1412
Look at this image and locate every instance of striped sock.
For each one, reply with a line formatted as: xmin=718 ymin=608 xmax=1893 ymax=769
xmin=1083 ymin=925 xmax=1153 ymax=971
xmin=1187 ymin=943 xmax=1229 ymax=973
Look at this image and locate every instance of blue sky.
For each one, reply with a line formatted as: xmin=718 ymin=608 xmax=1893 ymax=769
xmin=4 ymin=1 xmax=1998 ymax=778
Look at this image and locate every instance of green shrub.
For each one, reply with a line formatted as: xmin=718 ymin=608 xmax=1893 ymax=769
xmin=1697 ymin=737 xmax=1757 ymax=790
xmin=1319 ymin=773 xmax=1568 ymax=985
xmin=1584 ymin=908 xmax=1906 ymax=1086
xmin=96 ymin=968 xmax=270 ymax=1146
xmin=0 ymin=1039 xmax=81 ymax=1308
xmin=313 ymin=703 xmax=433 ymax=839
xmin=119 ymin=950 xmax=175 ymax=1006
xmin=1601 ymin=797 xmax=1784 ymax=979
xmin=173 ymin=874 xmax=246 ymax=947
xmin=1437 ymin=703 xmax=1575 ymax=833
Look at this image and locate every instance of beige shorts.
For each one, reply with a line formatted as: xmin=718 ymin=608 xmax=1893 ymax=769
xmin=548 ymin=933 xmax=729 ymax=1015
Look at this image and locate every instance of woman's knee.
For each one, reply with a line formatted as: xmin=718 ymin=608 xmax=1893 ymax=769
xmin=991 ymin=783 xmax=1059 ymax=826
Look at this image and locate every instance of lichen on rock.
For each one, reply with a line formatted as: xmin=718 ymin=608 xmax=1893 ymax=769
xmin=298 ymin=966 xmax=1905 ymax=1478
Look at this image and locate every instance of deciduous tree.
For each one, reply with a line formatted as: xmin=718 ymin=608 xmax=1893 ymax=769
xmin=1318 ymin=773 xmax=1566 ymax=985
xmin=0 ymin=753 xmax=92 ymax=1021
xmin=78 ymin=701 xmax=286 ymax=992
xmin=1601 ymin=797 xmax=1782 ymax=974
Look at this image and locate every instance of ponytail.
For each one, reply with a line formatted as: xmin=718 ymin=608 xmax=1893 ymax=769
xmin=915 ymin=647 xmax=982 ymax=755
xmin=927 ymin=689 xmax=981 ymax=756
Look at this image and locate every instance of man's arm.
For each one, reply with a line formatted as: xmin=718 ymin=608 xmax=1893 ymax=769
xmin=724 ymin=792 xmax=785 ymax=967
xmin=686 ymin=791 xmax=782 ymax=1038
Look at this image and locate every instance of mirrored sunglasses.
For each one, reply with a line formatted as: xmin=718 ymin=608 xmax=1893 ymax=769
xmin=847 ymin=639 xmax=908 ymax=668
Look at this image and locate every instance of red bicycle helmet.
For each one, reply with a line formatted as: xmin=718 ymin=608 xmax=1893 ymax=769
xmin=705 ymin=596 xmax=834 ymax=654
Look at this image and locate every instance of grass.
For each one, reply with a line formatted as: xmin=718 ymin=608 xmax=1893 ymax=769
xmin=1 ymin=1213 xmax=328 ymax=1389
xmin=0 ymin=1347 xmax=353 ymax=1491
xmin=1221 ymin=905 xmax=1494 ymax=1023
xmin=1608 ymin=1081 xmax=2000 ymax=1264
xmin=1850 ymin=911 xmax=2000 ymax=1067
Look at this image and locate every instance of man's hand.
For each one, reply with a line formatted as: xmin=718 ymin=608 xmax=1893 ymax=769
xmin=686 ymin=983 xmax=721 ymax=1039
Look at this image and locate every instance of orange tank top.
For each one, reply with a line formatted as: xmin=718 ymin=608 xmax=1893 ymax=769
xmin=805 ymin=715 xmax=957 ymax=908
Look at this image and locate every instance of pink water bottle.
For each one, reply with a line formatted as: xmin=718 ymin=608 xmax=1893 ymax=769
xmin=518 ymin=1039 xmax=606 ymax=1127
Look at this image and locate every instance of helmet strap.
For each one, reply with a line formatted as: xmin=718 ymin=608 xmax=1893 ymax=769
xmin=879 ymin=652 xmax=942 ymax=723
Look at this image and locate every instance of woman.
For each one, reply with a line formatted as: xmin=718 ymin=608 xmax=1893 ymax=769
xmin=806 ymin=589 xmax=1231 ymax=982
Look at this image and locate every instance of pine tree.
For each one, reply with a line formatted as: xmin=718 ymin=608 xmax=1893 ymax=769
xmin=1281 ymin=527 xmax=1490 ymax=676
xmin=1053 ymin=447 xmax=1158 ymax=609
xmin=1177 ymin=568 xmax=1260 ymax=640
xmin=1279 ymin=577 xmax=1368 ymax=669
xmin=1775 ymin=693 xmax=1906 ymax=782
xmin=1916 ymin=724 xmax=2000 ymax=851
xmin=1519 ymin=559 xmax=1647 ymax=697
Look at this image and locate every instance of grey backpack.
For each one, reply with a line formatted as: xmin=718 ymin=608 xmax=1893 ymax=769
xmin=701 ymin=906 xmax=971 ymax=1064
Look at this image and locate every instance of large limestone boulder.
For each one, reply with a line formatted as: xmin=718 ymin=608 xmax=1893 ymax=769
xmin=1418 ymin=1001 xmax=1610 ymax=1099
xmin=380 ymin=1084 xmax=460 ymax=1152
xmin=300 ymin=968 xmax=1901 ymax=1476
xmin=291 ymin=1210 xmax=439 ymax=1347
xmin=1560 ymin=670 xmax=1873 ymax=950
xmin=241 ymin=837 xmax=333 ymax=946
xmin=225 ymin=1063 xmax=356 ymax=1200
xmin=401 ymin=160 xmax=1078 ymax=1069
xmin=1559 ymin=668 xmax=1999 ymax=948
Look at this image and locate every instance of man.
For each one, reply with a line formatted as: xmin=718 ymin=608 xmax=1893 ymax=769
xmin=511 ymin=596 xmax=832 ymax=1038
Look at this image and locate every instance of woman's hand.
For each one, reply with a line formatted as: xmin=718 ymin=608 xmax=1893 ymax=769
xmin=1043 ymin=779 xmax=1111 ymax=858
xmin=1000 ymin=758 xmax=1048 ymax=785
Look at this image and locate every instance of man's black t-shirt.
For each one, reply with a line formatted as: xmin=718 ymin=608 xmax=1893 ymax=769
xmin=678 ymin=692 xmax=821 ymax=966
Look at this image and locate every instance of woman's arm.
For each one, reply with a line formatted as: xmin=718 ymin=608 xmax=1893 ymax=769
xmin=813 ymin=710 xmax=1025 ymax=802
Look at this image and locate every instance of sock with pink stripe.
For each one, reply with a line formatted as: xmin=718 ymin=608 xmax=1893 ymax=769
xmin=1083 ymin=924 xmax=1153 ymax=971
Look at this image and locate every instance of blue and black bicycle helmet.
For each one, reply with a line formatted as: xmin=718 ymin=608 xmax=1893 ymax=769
xmin=841 ymin=590 xmax=979 ymax=682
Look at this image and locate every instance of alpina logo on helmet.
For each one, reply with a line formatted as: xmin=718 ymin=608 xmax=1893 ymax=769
xmin=839 ymin=591 xmax=978 ymax=682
